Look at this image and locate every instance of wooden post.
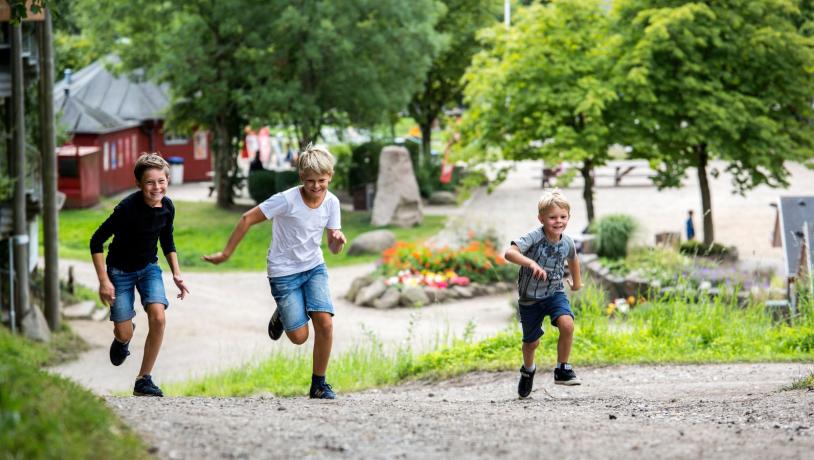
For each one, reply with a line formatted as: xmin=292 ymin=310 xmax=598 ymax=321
xmin=10 ymin=22 xmax=30 ymax=326
xmin=38 ymin=8 xmax=59 ymax=330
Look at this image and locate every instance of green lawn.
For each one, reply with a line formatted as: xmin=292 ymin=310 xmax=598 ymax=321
xmin=0 ymin=328 xmax=150 ymax=459
xmin=168 ymin=280 xmax=814 ymax=397
xmin=54 ymin=200 xmax=446 ymax=272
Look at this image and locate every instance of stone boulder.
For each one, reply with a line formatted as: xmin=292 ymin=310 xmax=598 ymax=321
xmin=373 ymin=287 xmax=401 ymax=309
xmin=400 ymin=286 xmax=430 ymax=307
xmin=347 ymin=230 xmax=396 ymax=256
xmin=346 ymin=275 xmax=375 ymax=301
xmin=354 ymin=279 xmax=387 ymax=306
xmin=371 ymin=146 xmax=423 ymax=227
xmin=21 ymin=307 xmax=51 ymax=342
xmin=428 ymin=191 xmax=457 ymax=205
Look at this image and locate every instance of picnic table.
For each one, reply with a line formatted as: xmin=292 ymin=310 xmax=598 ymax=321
xmin=541 ymin=160 xmax=655 ymax=188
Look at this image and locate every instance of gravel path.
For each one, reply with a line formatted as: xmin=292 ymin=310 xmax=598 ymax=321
xmin=107 ymin=362 xmax=814 ymax=460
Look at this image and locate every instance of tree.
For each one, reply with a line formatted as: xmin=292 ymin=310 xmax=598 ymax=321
xmin=458 ymin=0 xmax=617 ymax=224
xmin=76 ymin=0 xmax=444 ymax=207
xmin=249 ymin=1 xmax=445 ymax=147
xmin=407 ymin=0 xmax=499 ymax=168
xmin=614 ymin=0 xmax=814 ymax=244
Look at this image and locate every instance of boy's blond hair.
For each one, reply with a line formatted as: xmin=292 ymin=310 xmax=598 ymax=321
xmin=297 ymin=144 xmax=335 ymax=177
xmin=134 ymin=153 xmax=170 ymax=182
xmin=538 ymin=189 xmax=571 ymax=215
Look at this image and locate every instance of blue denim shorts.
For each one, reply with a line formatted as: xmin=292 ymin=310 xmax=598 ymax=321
xmin=268 ymin=264 xmax=334 ymax=332
xmin=518 ymin=291 xmax=574 ymax=343
xmin=107 ymin=263 xmax=169 ymax=323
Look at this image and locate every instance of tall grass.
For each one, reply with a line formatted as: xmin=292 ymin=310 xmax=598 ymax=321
xmin=169 ymin=280 xmax=814 ymax=397
xmin=592 ymin=214 xmax=638 ymax=259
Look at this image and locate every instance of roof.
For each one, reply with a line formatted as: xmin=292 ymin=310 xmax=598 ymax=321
xmin=778 ymin=196 xmax=814 ymax=277
xmin=54 ymin=56 xmax=170 ymax=134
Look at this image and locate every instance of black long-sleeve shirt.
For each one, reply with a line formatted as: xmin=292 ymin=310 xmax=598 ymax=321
xmin=89 ymin=191 xmax=176 ymax=272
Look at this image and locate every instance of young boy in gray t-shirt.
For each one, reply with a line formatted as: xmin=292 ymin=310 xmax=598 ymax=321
xmin=505 ymin=189 xmax=582 ymax=398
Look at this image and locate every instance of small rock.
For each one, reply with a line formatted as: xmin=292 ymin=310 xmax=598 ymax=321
xmin=427 ymin=191 xmax=457 ymax=205
xmin=400 ymin=285 xmax=430 ymax=307
xmin=355 ymin=279 xmax=387 ymax=306
xmin=373 ymin=287 xmax=401 ymax=309
xmin=347 ymin=230 xmax=397 ymax=256
xmin=609 ymin=414 xmax=617 ymax=420
xmin=451 ymin=285 xmax=473 ymax=298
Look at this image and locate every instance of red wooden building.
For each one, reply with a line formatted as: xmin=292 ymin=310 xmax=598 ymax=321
xmin=54 ymin=57 xmax=211 ymax=207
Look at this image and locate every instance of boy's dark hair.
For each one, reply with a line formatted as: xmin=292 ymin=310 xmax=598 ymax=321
xmin=134 ymin=153 xmax=170 ymax=182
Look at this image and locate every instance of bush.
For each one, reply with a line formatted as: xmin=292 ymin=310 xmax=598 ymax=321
xmin=593 ymin=214 xmax=638 ymax=259
xmin=679 ymin=240 xmax=732 ymax=258
xmin=348 ymin=141 xmax=385 ymax=191
xmin=330 ymin=143 xmax=352 ymax=193
xmin=248 ymin=170 xmax=301 ymax=203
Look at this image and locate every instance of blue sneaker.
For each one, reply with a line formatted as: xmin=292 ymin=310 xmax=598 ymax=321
xmin=309 ymin=381 xmax=336 ymax=399
xmin=109 ymin=323 xmax=135 ymax=366
xmin=133 ymin=375 xmax=164 ymax=397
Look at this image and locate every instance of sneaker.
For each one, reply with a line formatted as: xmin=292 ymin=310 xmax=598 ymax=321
xmin=133 ymin=375 xmax=164 ymax=397
xmin=518 ymin=366 xmax=536 ymax=398
xmin=309 ymin=381 xmax=336 ymax=399
xmin=268 ymin=308 xmax=284 ymax=341
xmin=109 ymin=323 xmax=135 ymax=366
xmin=554 ymin=364 xmax=581 ymax=386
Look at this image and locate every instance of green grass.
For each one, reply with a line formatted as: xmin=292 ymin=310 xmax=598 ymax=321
xmin=0 ymin=328 xmax=150 ymax=459
xmin=169 ymin=279 xmax=814 ymax=397
xmin=54 ymin=200 xmax=446 ymax=272
xmin=784 ymin=373 xmax=814 ymax=391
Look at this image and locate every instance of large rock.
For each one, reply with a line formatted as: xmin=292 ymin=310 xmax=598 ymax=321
xmin=354 ymin=279 xmax=387 ymax=306
xmin=373 ymin=287 xmax=401 ymax=309
xmin=428 ymin=191 xmax=457 ymax=205
xmin=21 ymin=307 xmax=51 ymax=342
xmin=347 ymin=230 xmax=396 ymax=256
xmin=400 ymin=286 xmax=430 ymax=307
xmin=371 ymin=146 xmax=423 ymax=227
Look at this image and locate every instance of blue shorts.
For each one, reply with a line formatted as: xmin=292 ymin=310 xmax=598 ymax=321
xmin=518 ymin=291 xmax=574 ymax=343
xmin=108 ymin=263 xmax=169 ymax=323
xmin=268 ymin=264 xmax=334 ymax=332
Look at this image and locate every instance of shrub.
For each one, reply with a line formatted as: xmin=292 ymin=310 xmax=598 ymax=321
xmin=679 ymin=240 xmax=732 ymax=258
xmin=348 ymin=141 xmax=385 ymax=191
xmin=593 ymin=214 xmax=637 ymax=259
xmin=330 ymin=143 xmax=352 ymax=193
xmin=248 ymin=170 xmax=301 ymax=203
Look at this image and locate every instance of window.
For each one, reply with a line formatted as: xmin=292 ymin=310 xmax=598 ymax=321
xmin=58 ymin=157 xmax=79 ymax=178
xmin=164 ymin=132 xmax=189 ymax=145
xmin=103 ymin=142 xmax=109 ymax=171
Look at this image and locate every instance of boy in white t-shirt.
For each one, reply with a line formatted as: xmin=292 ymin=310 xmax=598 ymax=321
xmin=203 ymin=145 xmax=347 ymax=399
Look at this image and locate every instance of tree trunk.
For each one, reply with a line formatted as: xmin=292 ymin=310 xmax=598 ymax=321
xmin=419 ymin=120 xmax=432 ymax=171
xmin=213 ymin=120 xmax=233 ymax=208
xmin=696 ymin=144 xmax=714 ymax=245
xmin=11 ymin=23 xmax=30 ymax=331
xmin=580 ymin=159 xmax=595 ymax=225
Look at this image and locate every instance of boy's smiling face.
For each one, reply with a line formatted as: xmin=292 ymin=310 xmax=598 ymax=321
xmin=538 ymin=204 xmax=570 ymax=240
xmin=138 ymin=168 xmax=168 ymax=207
xmin=300 ymin=171 xmax=332 ymax=201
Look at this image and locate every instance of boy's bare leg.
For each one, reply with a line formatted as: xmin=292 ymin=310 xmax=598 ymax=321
xmin=139 ymin=303 xmax=166 ymax=377
xmin=555 ymin=315 xmax=574 ymax=364
xmin=113 ymin=319 xmax=135 ymax=343
xmin=522 ymin=339 xmax=539 ymax=369
xmin=286 ymin=326 xmax=309 ymax=345
xmin=310 ymin=312 xmax=333 ymax=376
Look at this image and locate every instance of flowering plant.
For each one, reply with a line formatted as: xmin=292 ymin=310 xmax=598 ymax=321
xmin=378 ymin=239 xmax=516 ymax=286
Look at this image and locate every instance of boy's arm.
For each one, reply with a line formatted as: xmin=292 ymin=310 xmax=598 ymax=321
xmin=567 ymin=256 xmax=582 ymax=291
xmin=165 ymin=251 xmax=190 ymax=299
xmin=504 ymin=244 xmax=547 ymax=280
xmin=91 ymin=252 xmax=115 ymax=307
xmin=202 ymin=206 xmax=267 ymax=264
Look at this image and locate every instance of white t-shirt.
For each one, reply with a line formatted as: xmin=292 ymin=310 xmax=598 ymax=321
xmin=258 ymin=186 xmax=341 ymax=277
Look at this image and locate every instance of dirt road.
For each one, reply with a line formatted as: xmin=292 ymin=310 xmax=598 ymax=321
xmin=108 ymin=362 xmax=813 ymax=460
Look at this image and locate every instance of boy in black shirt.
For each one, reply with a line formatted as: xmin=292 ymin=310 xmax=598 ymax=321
xmin=90 ymin=153 xmax=190 ymax=397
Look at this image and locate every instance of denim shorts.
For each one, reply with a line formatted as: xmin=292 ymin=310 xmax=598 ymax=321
xmin=518 ymin=291 xmax=574 ymax=343
xmin=268 ymin=264 xmax=334 ymax=332
xmin=107 ymin=263 xmax=169 ymax=323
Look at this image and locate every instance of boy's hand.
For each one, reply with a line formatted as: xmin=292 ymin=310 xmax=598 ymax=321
xmin=328 ymin=229 xmax=347 ymax=254
xmin=99 ymin=280 xmax=116 ymax=307
xmin=528 ymin=261 xmax=547 ymax=280
xmin=201 ymin=252 xmax=229 ymax=265
xmin=173 ymin=275 xmax=190 ymax=300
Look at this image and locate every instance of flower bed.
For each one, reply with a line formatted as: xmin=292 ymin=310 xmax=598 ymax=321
xmin=346 ymin=240 xmax=517 ymax=308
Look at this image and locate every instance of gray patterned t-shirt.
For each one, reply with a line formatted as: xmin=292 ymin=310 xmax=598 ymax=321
xmin=512 ymin=227 xmax=576 ymax=304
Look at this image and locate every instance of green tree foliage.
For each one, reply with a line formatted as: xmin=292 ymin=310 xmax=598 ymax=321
xmin=614 ymin=0 xmax=814 ymax=244
xmin=458 ymin=0 xmax=618 ymax=223
xmin=73 ymin=0 xmax=444 ymax=208
xmin=407 ymin=0 xmax=499 ymax=167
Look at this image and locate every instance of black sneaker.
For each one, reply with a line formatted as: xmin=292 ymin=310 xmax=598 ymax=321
xmin=309 ymin=381 xmax=336 ymax=399
xmin=518 ymin=366 xmax=536 ymax=398
xmin=268 ymin=308 xmax=284 ymax=341
xmin=133 ymin=375 xmax=164 ymax=397
xmin=109 ymin=323 xmax=135 ymax=366
xmin=554 ymin=364 xmax=581 ymax=385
